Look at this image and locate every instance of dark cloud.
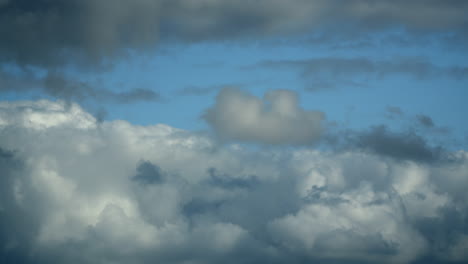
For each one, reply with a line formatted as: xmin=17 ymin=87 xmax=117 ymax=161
xmin=132 ymin=161 xmax=164 ymax=185
xmin=416 ymin=115 xmax=435 ymax=128
xmin=256 ymin=57 xmax=468 ymax=90
xmin=0 ymin=148 xmax=41 ymax=264
xmin=177 ymin=84 xmax=235 ymax=97
xmin=1 ymin=0 xmax=468 ymax=69
xmin=1 ymin=67 xmax=161 ymax=105
xmin=0 ymin=0 xmax=161 ymax=68
xmin=354 ymin=125 xmax=442 ymax=162
xmin=1 ymin=0 xmax=467 ymax=104
xmin=206 ymin=167 xmax=259 ymax=190
xmin=0 ymin=69 xmax=160 ymax=104
xmin=385 ymin=106 xmax=404 ymax=119
xmin=43 ymin=72 xmax=161 ymax=104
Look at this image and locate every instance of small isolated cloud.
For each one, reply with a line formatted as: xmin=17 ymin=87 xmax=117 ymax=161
xmin=203 ymin=88 xmax=324 ymax=145
xmin=385 ymin=106 xmax=404 ymax=120
xmin=416 ymin=114 xmax=435 ymax=128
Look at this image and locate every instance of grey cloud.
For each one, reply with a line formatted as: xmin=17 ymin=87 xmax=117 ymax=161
xmin=257 ymin=57 xmax=468 ymax=90
xmin=0 ymin=148 xmax=43 ymax=264
xmin=132 ymin=161 xmax=164 ymax=185
xmin=115 ymin=88 xmax=161 ymax=104
xmin=1 ymin=68 xmax=161 ymax=104
xmin=354 ymin=125 xmax=443 ymax=162
xmin=323 ymin=124 xmax=446 ymax=164
xmin=203 ymin=88 xmax=324 ymax=145
xmin=385 ymin=106 xmax=404 ymax=119
xmin=1 ymin=1 xmax=468 ymax=68
xmin=177 ymin=84 xmax=237 ymax=97
xmin=416 ymin=115 xmax=435 ymax=128
xmin=0 ymin=0 xmax=161 ymax=68
xmin=207 ymin=167 xmax=259 ymax=190
xmin=44 ymin=72 xmax=161 ymax=104
xmin=1 ymin=100 xmax=468 ymax=263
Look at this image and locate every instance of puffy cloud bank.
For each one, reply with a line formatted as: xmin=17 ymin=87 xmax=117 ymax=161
xmin=1 ymin=100 xmax=468 ymax=264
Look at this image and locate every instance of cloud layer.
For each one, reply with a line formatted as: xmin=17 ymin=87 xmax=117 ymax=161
xmin=0 ymin=100 xmax=467 ymax=263
xmin=1 ymin=0 xmax=467 ymax=68
xmin=257 ymin=57 xmax=468 ymax=90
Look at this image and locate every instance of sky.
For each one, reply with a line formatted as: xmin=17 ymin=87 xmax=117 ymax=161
xmin=0 ymin=1 xmax=468 ymax=263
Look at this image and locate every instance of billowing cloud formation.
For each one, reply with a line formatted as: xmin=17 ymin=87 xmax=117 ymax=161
xmin=1 ymin=100 xmax=468 ymax=263
xmin=1 ymin=0 xmax=467 ymax=68
xmin=203 ymin=88 xmax=324 ymax=145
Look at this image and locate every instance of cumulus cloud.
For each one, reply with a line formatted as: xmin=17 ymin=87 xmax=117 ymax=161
xmin=203 ymin=88 xmax=324 ymax=145
xmin=0 ymin=99 xmax=467 ymax=263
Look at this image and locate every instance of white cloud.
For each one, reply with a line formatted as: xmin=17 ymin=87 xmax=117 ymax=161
xmin=203 ymin=88 xmax=324 ymax=145
xmin=0 ymin=99 xmax=467 ymax=263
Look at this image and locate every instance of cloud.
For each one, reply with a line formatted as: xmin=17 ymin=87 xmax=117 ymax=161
xmin=0 ymin=69 xmax=161 ymax=104
xmin=0 ymin=99 xmax=467 ymax=263
xmin=416 ymin=115 xmax=435 ymax=128
xmin=385 ymin=106 xmax=404 ymax=119
xmin=1 ymin=1 xmax=467 ymax=68
xmin=132 ymin=161 xmax=165 ymax=185
xmin=202 ymin=88 xmax=324 ymax=145
xmin=256 ymin=57 xmax=468 ymax=90
xmin=1 ymin=1 xmax=466 ymax=105
xmin=0 ymin=0 xmax=161 ymax=68
xmin=42 ymin=72 xmax=161 ymax=104
xmin=353 ymin=125 xmax=443 ymax=163
xmin=177 ymin=84 xmax=236 ymax=97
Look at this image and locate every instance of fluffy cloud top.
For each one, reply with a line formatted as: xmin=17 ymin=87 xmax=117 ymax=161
xmin=203 ymin=88 xmax=324 ymax=145
xmin=0 ymin=99 xmax=467 ymax=263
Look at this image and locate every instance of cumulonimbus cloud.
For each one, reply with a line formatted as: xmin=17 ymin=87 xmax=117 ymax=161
xmin=202 ymin=88 xmax=325 ymax=145
xmin=0 ymin=99 xmax=467 ymax=263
